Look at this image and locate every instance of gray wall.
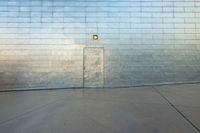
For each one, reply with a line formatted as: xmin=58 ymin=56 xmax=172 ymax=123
xmin=0 ymin=0 xmax=200 ymax=90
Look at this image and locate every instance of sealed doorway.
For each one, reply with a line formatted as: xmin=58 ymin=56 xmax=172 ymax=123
xmin=83 ymin=47 xmax=104 ymax=88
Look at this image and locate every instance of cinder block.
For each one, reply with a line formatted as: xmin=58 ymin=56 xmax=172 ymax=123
xmin=0 ymin=0 xmax=199 ymax=90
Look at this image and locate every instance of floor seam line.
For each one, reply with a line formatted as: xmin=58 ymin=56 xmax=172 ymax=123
xmin=152 ymin=86 xmax=200 ymax=133
xmin=0 ymin=97 xmax=65 ymax=126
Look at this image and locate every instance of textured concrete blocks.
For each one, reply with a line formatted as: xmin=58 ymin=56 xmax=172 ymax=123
xmin=0 ymin=0 xmax=200 ymax=90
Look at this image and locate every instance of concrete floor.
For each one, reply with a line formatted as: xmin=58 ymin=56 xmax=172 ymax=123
xmin=0 ymin=84 xmax=200 ymax=133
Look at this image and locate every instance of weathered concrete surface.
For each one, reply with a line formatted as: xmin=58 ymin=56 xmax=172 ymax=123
xmin=1 ymin=0 xmax=200 ymax=90
xmin=84 ymin=48 xmax=104 ymax=88
xmin=0 ymin=84 xmax=200 ymax=133
xmin=155 ymin=83 xmax=200 ymax=130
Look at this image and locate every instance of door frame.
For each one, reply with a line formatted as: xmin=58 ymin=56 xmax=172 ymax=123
xmin=83 ymin=47 xmax=105 ymax=88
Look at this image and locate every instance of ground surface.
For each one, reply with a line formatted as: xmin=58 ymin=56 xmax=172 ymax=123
xmin=0 ymin=83 xmax=200 ymax=133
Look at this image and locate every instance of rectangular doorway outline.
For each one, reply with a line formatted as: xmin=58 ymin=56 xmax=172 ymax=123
xmin=83 ymin=47 xmax=105 ymax=88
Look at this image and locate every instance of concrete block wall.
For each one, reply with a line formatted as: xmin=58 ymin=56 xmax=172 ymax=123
xmin=0 ymin=0 xmax=200 ymax=90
